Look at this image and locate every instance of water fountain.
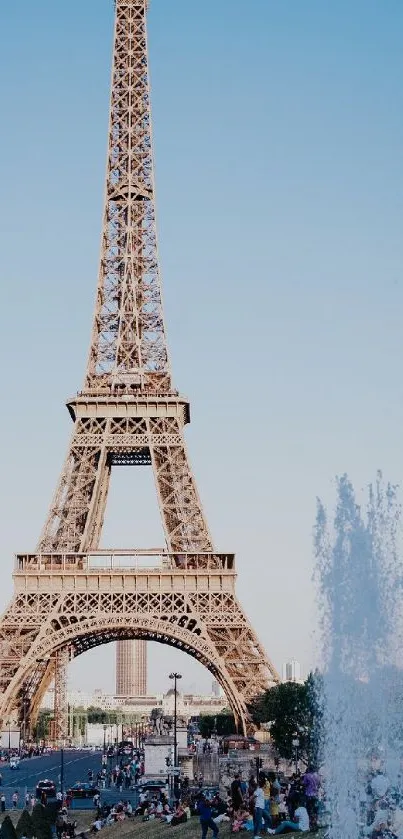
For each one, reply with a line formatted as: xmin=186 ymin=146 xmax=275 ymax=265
xmin=315 ymin=472 xmax=403 ymax=839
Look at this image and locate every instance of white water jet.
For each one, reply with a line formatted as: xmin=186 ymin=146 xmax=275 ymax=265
xmin=315 ymin=472 xmax=403 ymax=839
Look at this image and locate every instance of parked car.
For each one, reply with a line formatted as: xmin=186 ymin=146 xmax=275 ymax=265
xmin=67 ymin=782 xmax=100 ymax=800
xmin=36 ymin=779 xmax=57 ymax=799
xmin=136 ymin=780 xmax=168 ymax=795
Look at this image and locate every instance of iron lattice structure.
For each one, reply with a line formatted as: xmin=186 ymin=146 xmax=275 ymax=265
xmin=0 ymin=0 xmax=279 ymax=740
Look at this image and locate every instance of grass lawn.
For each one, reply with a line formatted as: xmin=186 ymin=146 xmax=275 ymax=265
xmin=1 ymin=811 xmax=326 ymax=839
xmin=1 ymin=809 xmax=96 ymax=832
xmin=100 ymin=819 xmax=327 ymax=839
xmin=94 ymin=815 xmax=232 ymax=839
xmin=75 ymin=815 xmax=326 ymax=839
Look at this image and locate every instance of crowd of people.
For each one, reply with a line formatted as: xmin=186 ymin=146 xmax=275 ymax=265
xmin=85 ymin=755 xmax=144 ymax=792
xmin=6 ymin=735 xmax=403 ymax=839
xmin=357 ymin=751 xmax=403 ymax=839
xmin=0 ymin=745 xmax=52 ymax=764
xmin=226 ymin=767 xmax=320 ymax=838
xmin=91 ymin=790 xmax=193 ymax=833
xmin=56 ymin=808 xmax=78 ymax=839
xmin=88 ymin=768 xmax=321 ymax=839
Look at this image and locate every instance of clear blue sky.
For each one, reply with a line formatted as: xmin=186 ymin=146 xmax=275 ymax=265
xmin=1 ymin=0 xmax=403 ymax=696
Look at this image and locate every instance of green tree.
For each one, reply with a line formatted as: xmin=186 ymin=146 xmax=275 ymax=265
xmin=198 ymin=713 xmax=236 ymax=738
xmin=31 ymin=804 xmax=52 ymax=839
xmin=44 ymin=802 xmax=61 ymax=827
xmin=33 ymin=710 xmax=52 ymax=741
xmin=305 ymin=671 xmax=324 ymax=767
xmin=1 ymin=816 xmax=17 ymax=839
xmin=249 ymin=674 xmax=323 ymax=765
xmin=71 ymin=707 xmax=87 ymax=738
xmin=87 ymin=707 xmax=118 ymax=725
xmin=16 ymin=810 xmax=35 ymax=839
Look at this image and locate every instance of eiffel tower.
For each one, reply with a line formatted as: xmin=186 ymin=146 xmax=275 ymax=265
xmin=0 ymin=0 xmax=279 ymax=741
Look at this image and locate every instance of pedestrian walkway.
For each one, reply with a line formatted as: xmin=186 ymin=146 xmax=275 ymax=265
xmin=0 ymin=787 xmax=30 ymax=810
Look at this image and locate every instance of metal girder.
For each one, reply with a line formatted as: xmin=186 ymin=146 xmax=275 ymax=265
xmin=53 ymin=649 xmax=70 ymax=744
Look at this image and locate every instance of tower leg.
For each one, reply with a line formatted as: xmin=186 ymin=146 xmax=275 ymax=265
xmin=53 ymin=649 xmax=69 ymax=745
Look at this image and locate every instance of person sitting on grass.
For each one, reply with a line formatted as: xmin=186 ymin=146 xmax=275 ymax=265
xmin=105 ymin=806 xmax=118 ymax=825
xmin=267 ymin=796 xmax=310 ymax=835
xmin=232 ymin=807 xmax=252 ymax=833
xmin=171 ymin=801 xmax=188 ymax=826
xmin=162 ymin=803 xmax=173 ymax=820
xmin=135 ymin=792 xmax=148 ymax=816
xmin=142 ymin=805 xmax=154 ymax=821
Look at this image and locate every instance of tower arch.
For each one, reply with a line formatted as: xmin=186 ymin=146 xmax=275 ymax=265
xmin=1 ymin=611 xmax=251 ymax=733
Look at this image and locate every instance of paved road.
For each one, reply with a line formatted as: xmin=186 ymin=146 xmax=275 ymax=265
xmin=0 ymin=749 xmax=103 ymax=797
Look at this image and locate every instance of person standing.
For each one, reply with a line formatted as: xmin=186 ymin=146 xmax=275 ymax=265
xmin=197 ymin=795 xmax=219 ymax=839
xmin=12 ymin=791 xmax=19 ymax=809
xmin=286 ymin=776 xmax=300 ymax=821
xmin=263 ymin=777 xmax=271 ymax=815
xmin=1 ymin=794 xmax=6 ymax=813
xmin=231 ymin=774 xmax=243 ymax=812
xmin=270 ymin=791 xmax=281 ymax=829
xmin=253 ymin=781 xmax=272 ymax=838
xmin=248 ymin=774 xmax=258 ymax=796
xmin=302 ymin=767 xmax=320 ymax=829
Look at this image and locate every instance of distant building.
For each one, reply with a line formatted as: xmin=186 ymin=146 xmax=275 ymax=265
xmin=42 ymin=688 xmax=227 ymax=720
xmin=116 ymin=640 xmax=147 ymax=696
xmin=211 ymin=680 xmax=221 ymax=697
xmin=282 ymin=659 xmax=302 ymax=683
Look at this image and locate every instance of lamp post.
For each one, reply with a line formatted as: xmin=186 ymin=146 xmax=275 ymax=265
xmin=292 ymin=733 xmax=300 ymax=775
xmin=140 ymin=716 xmax=146 ymax=748
xmin=103 ymin=724 xmax=107 ymax=755
xmin=6 ymin=720 xmax=11 ymax=755
xmin=60 ymin=746 xmax=65 ymax=798
xmin=169 ymin=672 xmax=182 ymax=797
xmin=21 ymin=688 xmax=28 ymax=753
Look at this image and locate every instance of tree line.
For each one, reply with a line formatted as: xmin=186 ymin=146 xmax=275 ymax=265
xmin=198 ymin=672 xmax=323 ymax=766
xmin=1 ymin=801 xmax=61 ymax=839
xmin=33 ymin=706 xmax=142 ymax=740
xmin=33 ymin=677 xmax=324 ymax=766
